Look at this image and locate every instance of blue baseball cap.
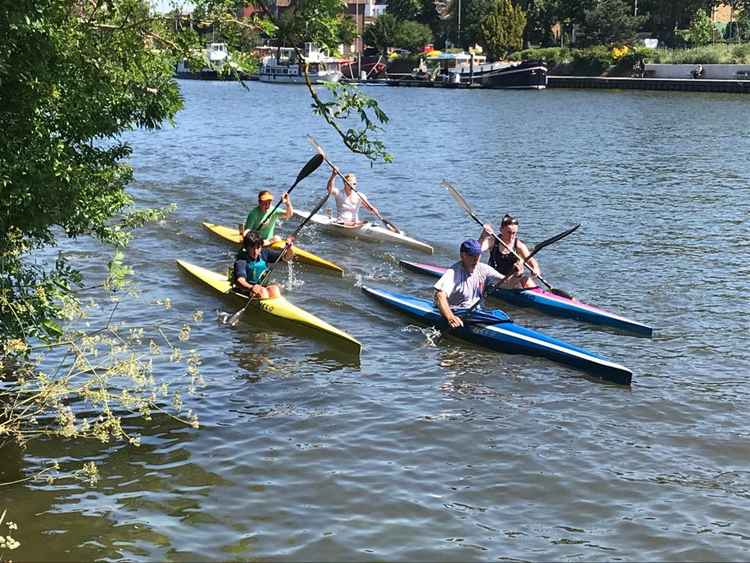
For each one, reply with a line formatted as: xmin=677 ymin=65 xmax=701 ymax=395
xmin=460 ymin=239 xmax=481 ymax=256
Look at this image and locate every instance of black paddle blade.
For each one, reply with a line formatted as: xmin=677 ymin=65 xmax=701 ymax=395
xmin=528 ymin=224 xmax=580 ymax=259
xmin=294 ymin=153 xmax=324 ymax=185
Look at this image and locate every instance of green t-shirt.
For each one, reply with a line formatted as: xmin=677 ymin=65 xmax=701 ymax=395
xmin=245 ymin=206 xmax=284 ymax=240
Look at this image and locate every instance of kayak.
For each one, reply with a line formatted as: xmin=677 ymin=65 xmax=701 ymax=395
xmin=399 ymin=260 xmax=653 ymax=337
xmin=361 ymin=286 xmax=632 ymax=385
xmin=177 ymin=259 xmax=361 ymax=353
xmin=202 ymin=222 xmax=344 ymax=275
xmin=292 ymin=209 xmax=434 ymax=254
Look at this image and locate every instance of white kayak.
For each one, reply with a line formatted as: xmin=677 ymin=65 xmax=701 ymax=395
xmin=292 ymin=209 xmax=433 ymax=254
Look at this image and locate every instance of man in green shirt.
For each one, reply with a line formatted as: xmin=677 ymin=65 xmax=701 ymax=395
xmin=241 ymin=190 xmax=294 ymax=245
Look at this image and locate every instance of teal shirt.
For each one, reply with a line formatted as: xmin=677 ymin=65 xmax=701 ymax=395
xmin=245 ymin=206 xmax=283 ymax=240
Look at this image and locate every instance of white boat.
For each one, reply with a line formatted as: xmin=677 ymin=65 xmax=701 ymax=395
xmin=258 ymin=43 xmax=343 ymax=84
xmin=293 ymin=209 xmax=433 ymax=254
xmin=424 ymin=50 xmax=547 ymax=89
xmin=175 ymin=43 xmax=231 ymax=79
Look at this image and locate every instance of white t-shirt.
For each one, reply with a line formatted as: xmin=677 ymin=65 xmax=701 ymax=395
xmin=434 ymin=261 xmax=505 ymax=308
xmin=331 ymin=187 xmax=362 ymax=223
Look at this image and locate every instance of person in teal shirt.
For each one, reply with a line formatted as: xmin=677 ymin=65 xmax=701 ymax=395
xmin=241 ymin=190 xmax=294 ymax=244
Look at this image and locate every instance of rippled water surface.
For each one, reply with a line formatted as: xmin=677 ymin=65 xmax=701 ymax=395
xmin=5 ymin=82 xmax=750 ymax=561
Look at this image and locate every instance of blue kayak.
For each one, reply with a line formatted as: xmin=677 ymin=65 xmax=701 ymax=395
xmin=362 ymin=286 xmax=633 ymax=386
xmin=399 ymin=260 xmax=653 ymax=337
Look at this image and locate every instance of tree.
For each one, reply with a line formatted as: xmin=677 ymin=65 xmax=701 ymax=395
xmin=478 ymin=0 xmax=527 ymax=60
xmin=685 ymin=8 xmax=714 ymax=45
xmin=363 ymin=13 xmax=400 ymax=57
xmin=635 ymin=0 xmax=719 ymax=46
xmin=579 ymin=0 xmax=645 ymax=45
xmin=393 ymin=20 xmax=435 ymax=52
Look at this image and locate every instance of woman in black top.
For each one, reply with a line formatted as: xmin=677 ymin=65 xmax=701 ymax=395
xmin=478 ymin=214 xmax=541 ymax=289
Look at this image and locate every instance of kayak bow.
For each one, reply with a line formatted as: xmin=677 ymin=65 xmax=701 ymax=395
xmin=202 ymin=222 xmax=344 ymax=275
xmin=362 ymin=285 xmax=633 ymax=385
xmin=399 ymin=260 xmax=653 ymax=337
xmin=177 ymin=260 xmax=360 ymax=353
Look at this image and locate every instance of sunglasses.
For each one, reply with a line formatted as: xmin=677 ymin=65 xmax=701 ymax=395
xmin=501 ymin=215 xmax=518 ymax=226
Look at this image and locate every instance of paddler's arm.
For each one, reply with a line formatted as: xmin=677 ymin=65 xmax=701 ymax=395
xmin=517 ymin=240 xmax=541 ymax=277
xmin=235 ymin=262 xmax=265 ymax=298
xmin=478 ymin=224 xmax=495 ymax=252
xmin=435 ymin=290 xmax=463 ymax=328
xmin=281 ymin=192 xmax=293 ymax=220
xmin=359 ymin=192 xmax=380 ymax=216
xmin=327 ymin=168 xmax=338 ymax=194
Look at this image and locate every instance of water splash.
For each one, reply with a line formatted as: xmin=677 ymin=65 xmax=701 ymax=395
xmin=402 ymin=324 xmax=441 ymax=346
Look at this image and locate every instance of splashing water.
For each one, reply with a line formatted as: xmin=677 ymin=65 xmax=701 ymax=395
xmin=402 ymin=324 xmax=441 ymax=347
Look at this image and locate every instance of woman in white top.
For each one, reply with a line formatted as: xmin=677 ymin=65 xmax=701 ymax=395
xmin=326 ymin=168 xmax=380 ymax=225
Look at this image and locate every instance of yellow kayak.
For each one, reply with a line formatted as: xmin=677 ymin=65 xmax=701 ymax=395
xmin=176 ymin=260 xmax=361 ymax=354
xmin=202 ymin=222 xmax=343 ymax=275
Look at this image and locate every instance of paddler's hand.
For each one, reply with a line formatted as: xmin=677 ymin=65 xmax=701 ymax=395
xmin=447 ymin=312 xmax=464 ymax=328
xmin=482 ymin=223 xmax=496 ymax=237
xmin=513 ymin=262 xmax=525 ymax=277
xmin=250 ymin=284 xmax=264 ymax=298
xmin=281 ymin=192 xmax=290 ymax=204
xmin=285 ymin=235 xmax=295 ymax=247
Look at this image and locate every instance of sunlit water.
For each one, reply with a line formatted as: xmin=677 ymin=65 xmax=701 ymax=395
xmin=4 ymin=81 xmax=750 ymax=561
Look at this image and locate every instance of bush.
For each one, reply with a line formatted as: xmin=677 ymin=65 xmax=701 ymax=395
xmin=651 ymin=44 xmax=750 ymax=64
xmin=570 ymin=45 xmax=613 ymax=75
xmin=508 ymin=47 xmax=572 ymax=67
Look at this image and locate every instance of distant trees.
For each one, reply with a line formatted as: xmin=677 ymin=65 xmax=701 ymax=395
xmin=394 ymin=20 xmax=435 ymax=52
xmin=363 ymin=13 xmax=400 ymax=57
xmin=579 ymin=0 xmax=645 ymax=46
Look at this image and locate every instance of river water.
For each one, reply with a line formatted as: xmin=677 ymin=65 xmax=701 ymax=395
xmin=4 ymin=81 xmax=750 ymax=561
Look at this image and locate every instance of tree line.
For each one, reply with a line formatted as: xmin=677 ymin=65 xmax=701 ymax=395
xmin=364 ymin=0 xmax=750 ymax=60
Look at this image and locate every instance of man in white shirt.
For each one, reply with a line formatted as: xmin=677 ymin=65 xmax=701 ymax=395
xmin=434 ymin=239 xmax=506 ymax=328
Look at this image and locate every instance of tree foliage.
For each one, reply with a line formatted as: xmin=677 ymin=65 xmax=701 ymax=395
xmin=363 ymin=13 xmax=400 ymax=56
xmin=393 ymin=20 xmax=435 ymax=51
xmin=387 ymin=0 xmax=424 ymax=21
xmin=478 ymin=0 xmax=527 ymax=60
xmin=684 ymin=8 xmax=715 ymax=46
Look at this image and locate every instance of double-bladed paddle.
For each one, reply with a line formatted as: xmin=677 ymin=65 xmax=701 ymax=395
xmin=441 ymin=180 xmax=575 ymax=300
xmin=307 ymin=135 xmax=401 ymax=234
xmin=253 ymin=153 xmax=325 ymax=234
xmin=227 ymin=190 xmax=332 ymax=326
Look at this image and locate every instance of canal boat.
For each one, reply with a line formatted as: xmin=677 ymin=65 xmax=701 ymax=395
xmin=424 ymin=51 xmax=547 ymax=89
xmin=202 ymin=222 xmax=344 ymax=274
xmin=292 ymin=209 xmax=433 ymax=254
xmin=177 ymin=260 xmax=361 ymax=353
xmin=362 ymin=285 xmax=632 ymax=385
xmin=399 ymin=260 xmax=653 ymax=336
xmin=258 ymin=43 xmax=343 ymax=84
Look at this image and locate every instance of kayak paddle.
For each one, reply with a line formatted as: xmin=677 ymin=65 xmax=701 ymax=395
xmin=441 ymin=180 xmax=575 ymax=300
xmin=254 ymin=153 xmax=325 ymax=234
xmin=227 ymin=190 xmax=331 ymax=327
xmin=307 ymin=135 xmax=401 ymax=234
xmin=528 ymin=223 xmax=580 ymax=260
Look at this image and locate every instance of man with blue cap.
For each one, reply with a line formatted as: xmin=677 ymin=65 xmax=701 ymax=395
xmin=433 ymin=239 xmax=506 ymax=328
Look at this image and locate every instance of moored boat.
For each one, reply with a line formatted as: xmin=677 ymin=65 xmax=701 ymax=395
xmin=399 ymin=260 xmax=653 ymax=336
xmin=423 ymin=51 xmax=547 ymax=89
xmin=258 ymin=43 xmax=343 ymax=84
xmin=362 ymin=285 xmax=632 ymax=385
xmin=177 ymin=260 xmax=360 ymax=353
xmin=202 ymin=222 xmax=344 ymax=274
xmin=292 ymin=209 xmax=433 ymax=254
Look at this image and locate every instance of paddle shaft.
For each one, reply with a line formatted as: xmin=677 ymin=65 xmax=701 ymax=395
xmin=254 ymin=154 xmax=324 ymax=233
xmin=527 ymin=224 xmax=580 ymax=260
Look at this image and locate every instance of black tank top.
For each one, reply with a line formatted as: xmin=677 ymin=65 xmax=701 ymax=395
xmin=489 ymin=238 xmax=519 ymax=275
